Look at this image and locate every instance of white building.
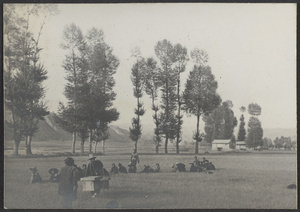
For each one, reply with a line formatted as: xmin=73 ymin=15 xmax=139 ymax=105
xmin=236 ymin=141 xmax=247 ymax=150
xmin=211 ymin=139 xmax=231 ymax=151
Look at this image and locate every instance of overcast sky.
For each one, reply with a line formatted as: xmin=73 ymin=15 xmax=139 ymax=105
xmin=23 ymin=3 xmax=296 ymax=138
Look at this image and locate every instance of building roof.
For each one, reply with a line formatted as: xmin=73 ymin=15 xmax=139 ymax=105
xmin=236 ymin=141 xmax=246 ymax=145
xmin=212 ymin=139 xmax=231 ymax=144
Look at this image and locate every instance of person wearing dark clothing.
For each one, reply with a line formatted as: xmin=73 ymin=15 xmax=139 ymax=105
xmin=202 ymin=157 xmax=209 ymax=163
xmin=76 ymin=164 xmax=86 ymax=179
xmin=172 ymin=163 xmax=186 ymax=172
xmin=130 ymin=152 xmax=140 ymax=166
xmin=110 ymin=163 xmax=119 ymax=174
xmin=103 ymin=168 xmax=110 ymax=177
xmin=206 ymin=162 xmax=216 ymax=170
xmin=58 ymin=157 xmax=78 ymax=209
xmin=193 ymin=156 xmax=201 ymax=167
xmin=128 ymin=162 xmax=137 ymax=173
xmin=85 ymin=154 xmax=104 ymax=177
xmin=48 ymin=168 xmax=59 ymax=183
xmin=29 ymin=167 xmax=42 ymax=183
xmin=141 ymin=165 xmax=154 ymax=173
xmin=189 ymin=163 xmax=198 ymax=172
xmin=85 ymin=154 xmax=104 ymax=197
xmin=118 ymin=163 xmax=128 ymax=173
xmin=155 ymin=163 xmax=160 ymax=173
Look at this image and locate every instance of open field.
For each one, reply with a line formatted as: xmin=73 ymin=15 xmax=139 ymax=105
xmin=4 ymin=151 xmax=297 ymax=209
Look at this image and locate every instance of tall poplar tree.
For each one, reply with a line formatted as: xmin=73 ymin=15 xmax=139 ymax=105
xmin=173 ymin=44 xmax=188 ymax=154
xmin=246 ymin=103 xmax=263 ymax=148
xmin=155 ymin=39 xmax=177 ymax=154
xmin=143 ymin=57 xmax=162 ymax=153
xmin=86 ymin=28 xmax=120 ymax=154
xmin=129 ymin=59 xmax=146 ymax=153
xmin=56 ymin=23 xmax=89 ymax=154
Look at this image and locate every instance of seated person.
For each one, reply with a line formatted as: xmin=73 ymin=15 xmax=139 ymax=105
xmin=155 ymin=163 xmax=160 ymax=172
xmin=48 ymin=168 xmax=59 ymax=182
xmin=141 ymin=165 xmax=154 ymax=173
xmin=110 ymin=163 xmax=119 ymax=174
xmin=172 ymin=163 xmax=186 ymax=172
xmin=118 ymin=163 xmax=128 ymax=173
xmin=30 ymin=167 xmax=43 ymax=183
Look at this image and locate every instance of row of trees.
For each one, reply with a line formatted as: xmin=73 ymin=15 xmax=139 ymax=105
xmin=4 ymin=5 xmax=59 ymax=155
xmin=263 ymin=136 xmax=296 ymax=150
xmin=4 ymin=5 xmax=266 ymax=155
xmin=55 ymin=24 xmax=120 ymax=155
xmin=128 ymin=40 xmax=222 ymax=154
xmin=127 ymin=39 xmax=267 ymax=154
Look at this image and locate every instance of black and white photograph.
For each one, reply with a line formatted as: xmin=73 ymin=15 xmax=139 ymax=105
xmin=3 ymin=3 xmax=297 ymax=209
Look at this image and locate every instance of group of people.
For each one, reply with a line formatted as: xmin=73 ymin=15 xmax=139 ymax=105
xmin=172 ymin=156 xmax=216 ymax=172
xmin=56 ymin=153 xmax=113 ymax=208
xmin=110 ymin=152 xmax=160 ymax=174
xmin=30 ymin=153 xmax=216 ymax=208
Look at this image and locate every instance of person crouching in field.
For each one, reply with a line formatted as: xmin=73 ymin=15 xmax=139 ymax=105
xmin=155 ymin=163 xmax=160 ymax=172
xmin=110 ymin=163 xmax=119 ymax=174
xmin=57 ymin=157 xmax=78 ymax=209
xmin=118 ymin=163 xmax=128 ymax=173
xmin=29 ymin=167 xmax=43 ymax=183
xmin=85 ymin=154 xmax=104 ymax=197
xmin=172 ymin=163 xmax=186 ymax=172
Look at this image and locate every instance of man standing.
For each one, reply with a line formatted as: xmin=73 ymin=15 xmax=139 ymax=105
xmin=58 ymin=157 xmax=78 ymax=208
xmin=85 ymin=154 xmax=103 ymax=197
xmin=131 ymin=151 xmax=140 ymax=166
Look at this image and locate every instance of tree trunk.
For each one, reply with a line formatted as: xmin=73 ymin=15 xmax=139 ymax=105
xmin=72 ymin=132 xmax=76 ymax=154
xmin=89 ymin=130 xmax=93 ymax=154
xmin=176 ymin=78 xmax=181 ymax=154
xmin=156 ymin=143 xmax=159 ymax=154
xmin=13 ymin=140 xmax=20 ymax=156
xmin=26 ymin=136 xmax=33 ymax=155
xmin=165 ymin=79 xmax=169 ymax=154
xmin=134 ymin=141 xmax=137 ymax=154
xmin=80 ymin=139 xmax=84 ymax=155
xmin=25 ymin=136 xmax=28 ymax=156
xmin=195 ymin=114 xmax=200 ymax=154
xmin=94 ymin=142 xmax=97 ymax=154
xmin=102 ymin=140 xmax=105 ymax=154
xmin=165 ymin=135 xmax=168 ymax=154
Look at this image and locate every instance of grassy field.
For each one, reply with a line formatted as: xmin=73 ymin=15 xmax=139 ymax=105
xmin=4 ymin=150 xmax=297 ymax=209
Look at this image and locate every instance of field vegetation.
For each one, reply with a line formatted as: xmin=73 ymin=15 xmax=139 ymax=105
xmin=4 ymin=148 xmax=297 ymax=209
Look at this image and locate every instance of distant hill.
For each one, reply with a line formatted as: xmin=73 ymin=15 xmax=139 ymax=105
xmin=4 ymin=114 xmax=150 ymax=143
xmin=4 ymin=113 xmax=296 ymax=143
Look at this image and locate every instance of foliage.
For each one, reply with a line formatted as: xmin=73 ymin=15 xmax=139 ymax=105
xmin=273 ymin=136 xmax=295 ymax=150
xmin=262 ymin=137 xmax=273 ymax=149
xmin=183 ymin=58 xmax=221 ymax=153
xmin=4 ymin=4 xmax=57 ymax=155
xmin=203 ymin=100 xmax=237 ymax=143
xmin=173 ymin=43 xmax=189 ymax=154
xmin=143 ymin=57 xmax=163 ymax=153
xmin=246 ymin=103 xmax=263 ymax=148
xmin=155 ymin=39 xmax=178 ymax=153
xmin=248 ymin=103 xmax=262 ymax=116
xmin=129 ymin=59 xmax=146 ymax=153
xmin=229 ymin=135 xmax=236 ymax=149
xmin=237 ymin=114 xmax=246 ymax=141
xmin=57 ymin=25 xmax=119 ymax=154
xmin=246 ymin=117 xmax=263 ymax=148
